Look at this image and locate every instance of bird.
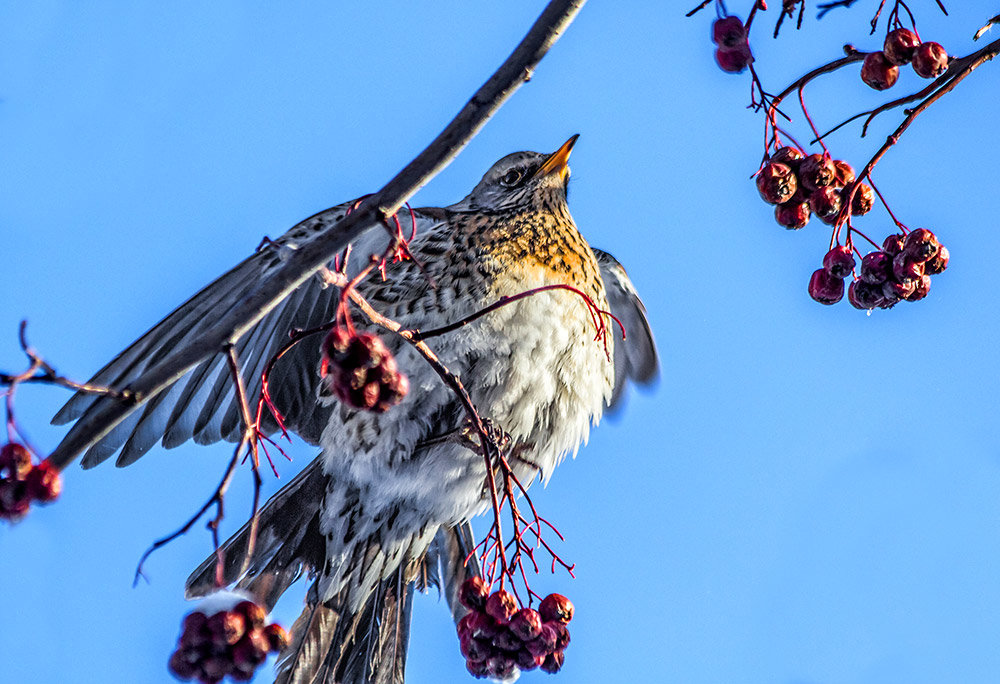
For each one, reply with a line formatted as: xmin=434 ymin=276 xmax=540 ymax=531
xmin=51 ymin=136 xmax=658 ymax=683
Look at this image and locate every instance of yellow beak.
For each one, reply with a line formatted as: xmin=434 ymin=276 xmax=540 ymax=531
xmin=535 ymin=134 xmax=579 ymax=179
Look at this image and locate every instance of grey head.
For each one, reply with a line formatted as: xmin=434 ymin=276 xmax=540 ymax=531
xmin=449 ymin=135 xmax=579 ymax=213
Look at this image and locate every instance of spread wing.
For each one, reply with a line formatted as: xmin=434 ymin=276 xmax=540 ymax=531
xmin=52 ymin=203 xmax=442 ymax=469
xmin=594 ymin=248 xmax=659 ymax=412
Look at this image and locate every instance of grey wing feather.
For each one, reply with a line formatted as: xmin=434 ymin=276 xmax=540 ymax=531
xmin=594 ymin=248 xmax=659 ymax=411
xmin=51 ymin=204 xmax=440 ymax=468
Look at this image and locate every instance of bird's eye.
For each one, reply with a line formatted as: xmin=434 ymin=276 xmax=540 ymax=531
xmin=500 ymin=169 xmax=523 ymax=187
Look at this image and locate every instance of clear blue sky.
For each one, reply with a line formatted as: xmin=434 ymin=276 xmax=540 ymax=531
xmin=2 ymin=2 xmax=999 ymax=683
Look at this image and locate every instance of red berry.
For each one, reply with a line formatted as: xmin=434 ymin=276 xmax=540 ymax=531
xmin=460 ymin=634 xmax=493 ymax=662
xmin=861 ymin=51 xmax=899 ymax=90
xmin=808 ymin=268 xmax=845 ymax=305
xmin=540 ymin=650 xmax=566 ymax=674
xmin=883 ymin=28 xmax=920 ymax=65
xmin=756 ymin=163 xmax=798 ymax=205
xmin=823 ymin=246 xmax=856 ymax=279
xmin=26 ymin=461 xmax=61 ymax=503
xmin=528 ymin=623 xmax=558 ymax=656
xmin=848 ymin=280 xmax=885 ymax=310
xmin=233 ymin=628 xmax=270 ymax=668
xmin=467 ymin=611 xmax=500 ymax=640
xmin=0 ymin=443 xmax=32 ymax=479
xmin=906 ymin=275 xmax=932 ymax=301
xmin=798 ymin=154 xmax=837 ymax=192
xmin=484 ymin=590 xmax=517 ymax=624
xmin=913 ymin=42 xmax=948 ymax=78
xmin=486 ymin=654 xmax=517 ymax=680
xmin=466 ymin=658 xmax=490 ymax=678
xmin=262 ymin=623 xmax=289 ymax=653
xmin=712 ymin=16 xmax=746 ymax=48
xmin=903 ymin=228 xmax=940 ymax=262
xmin=234 ymin=600 xmax=267 ymax=630
xmin=892 ymin=252 xmax=924 ymax=282
xmin=809 ymin=187 xmax=843 ymax=225
xmin=833 ymin=160 xmax=855 ymax=187
xmin=848 ymin=183 xmax=875 ymax=216
xmin=883 ymin=278 xmax=916 ymax=301
xmin=860 ymin=251 xmax=892 ymax=285
xmin=459 ymin=577 xmax=489 ymax=612
xmin=207 ymin=610 xmax=246 ymax=647
xmin=715 ymin=45 xmax=752 ymax=73
xmin=494 ymin=627 xmax=523 ymax=652
xmin=515 ymin=648 xmax=545 ymax=671
xmin=0 ymin=479 xmax=31 ymax=519
xmin=168 ymin=648 xmax=199 ymax=680
xmin=508 ymin=607 xmax=543 ymax=641
xmin=774 ymin=201 xmax=811 ymax=230
xmin=539 ymin=594 xmax=574 ymax=624
xmin=925 ymin=244 xmax=950 ymax=275
xmin=882 ymin=234 xmax=905 ymax=257
xmin=549 ymin=622 xmax=571 ymax=650
xmin=770 ymin=146 xmax=804 ymax=169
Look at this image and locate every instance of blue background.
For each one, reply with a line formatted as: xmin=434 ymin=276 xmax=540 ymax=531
xmin=2 ymin=2 xmax=999 ymax=683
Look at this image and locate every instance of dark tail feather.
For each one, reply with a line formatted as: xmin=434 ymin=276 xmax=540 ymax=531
xmin=424 ymin=523 xmax=481 ymax=625
xmin=276 ymin=567 xmax=414 ymax=684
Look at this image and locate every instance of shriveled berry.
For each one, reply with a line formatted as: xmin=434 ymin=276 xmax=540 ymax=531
xmin=849 ymin=183 xmax=875 ymax=215
xmin=322 ymin=328 xmax=408 ymax=413
xmin=882 ymin=234 xmax=905 ymax=257
xmin=457 ymin=612 xmax=477 ymax=640
xmin=823 ymin=246 xmax=856 ymax=279
xmin=833 ymin=160 xmax=855 ymax=187
xmin=906 ymin=275 xmax=932 ymax=301
xmin=515 ymin=648 xmax=545 ymax=671
xmin=485 ymin=590 xmax=517 ymax=624
xmin=756 ymin=162 xmax=797 ymax=204
xmin=848 ymin=280 xmax=885 ymax=310
xmin=459 ymin=577 xmax=490 ymax=612
xmin=715 ymin=46 xmax=752 ymax=73
xmin=884 ymin=28 xmax=920 ymax=65
xmin=230 ymin=664 xmax=257 ymax=683
xmin=460 ymin=634 xmax=493 ymax=662
xmin=263 ymin=623 xmax=289 ymax=653
xmin=549 ymin=622 xmax=571 ymax=650
xmin=0 ymin=443 xmax=32 ymax=479
xmin=883 ymin=278 xmax=916 ymax=301
xmin=809 ymin=187 xmax=843 ymax=225
xmin=925 ymin=244 xmax=950 ymax=275
xmin=528 ymin=623 xmax=558 ymax=656
xmin=199 ymin=655 xmax=230 ymax=681
xmin=26 ymin=461 xmax=61 ymax=502
xmin=774 ymin=201 xmax=811 ymax=230
xmin=207 ymin=610 xmax=246 ymax=647
xmin=860 ymin=251 xmax=892 ymax=285
xmin=540 ymin=650 xmax=566 ymax=674
xmin=903 ymin=228 xmax=940 ymax=262
xmin=770 ymin=146 xmax=804 ymax=168
xmin=809 ymin=268 xmax=845 ymax=305
xmin=539 ymin=594 xmax=574 ymax=624
xmin=712 ymin=16 xmax=746 ymax=48
xmin=893 ymin=252 xmax=924 ymax=282
xmin=861 ymin=51 xmax=899 ymax=90
xmin=798 ymin=154 xmax=837 ymax=192
xmin=913 ymin=42 xmax=948 ymax=78
xmin=467 ymin=611 xmax=500 ymax=640
xmin=509 ymin=608 xmax=543 ymax=641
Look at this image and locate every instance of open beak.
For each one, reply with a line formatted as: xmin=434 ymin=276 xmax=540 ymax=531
xmin=535 ymin=134 xmax=579 ymax=179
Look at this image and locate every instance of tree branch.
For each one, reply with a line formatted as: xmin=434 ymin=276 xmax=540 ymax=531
xmin=47 ymin=0 xmax=587 ymax=470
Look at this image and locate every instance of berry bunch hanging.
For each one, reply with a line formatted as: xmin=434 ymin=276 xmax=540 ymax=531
xmin=320 ymin=326 xmax=408 ymax=412
xmin=456 ymin=577 xmax=573 ymax=679
xmin=0 ymin=442 xmax=61 ymax=521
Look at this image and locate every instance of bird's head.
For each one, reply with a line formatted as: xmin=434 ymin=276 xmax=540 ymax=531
xmin=450 ymin=135 xmax=579 ymax=213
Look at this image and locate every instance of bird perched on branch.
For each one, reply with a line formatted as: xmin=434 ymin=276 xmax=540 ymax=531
xmin=52 ymin=136 xmax=658 ymax=683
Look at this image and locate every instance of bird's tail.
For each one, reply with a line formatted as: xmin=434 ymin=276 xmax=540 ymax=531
xmin=185 ymin=458 xmax=478 ymax=684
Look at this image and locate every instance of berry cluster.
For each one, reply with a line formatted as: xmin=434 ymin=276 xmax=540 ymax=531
xmin=862 ymin=28 xmax=949 ymax=90
xmin=712 ymin=16 xmax=752 ymax=73
xmin=456 ymin=578 xmax=573 ymax=679
xmin=168 ymin=596 xmax=289 ymax=684
xmin=320 ymin=326 xmax=408 ymax=412
xmin=756 ymin=149 xmax=873 ymax=230
xmin=0 ymin=443 xmax=61 ymax=521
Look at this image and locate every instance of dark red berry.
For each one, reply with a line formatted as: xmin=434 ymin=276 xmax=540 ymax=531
xmin=26 ymin=461 xmax=61 ymax=503
xmin=0 ymin=479 xmax=31 ymax=519
xmin=322 ymin=328 xmax=408 ymax=413
xmin=798 ymin=154 xmax=837 ymax=192
xmin=234 ymin=600 xmax=267 ymax=630
xmin=770 ymin=146 xmax=804 ymax=168
xmin=232 ymin=628 xmax=269 ymax=668
xmin=539 ymin=594 xmax=574 ymax=624
xmin=809 ymin=187 xmax=842 ymax=225
xmin=466 ymin=658 xmax=490 ymax=678
xmin=925 ymin=244 xmax=950 ymax=275
xmin=860 ymin=251 xmax=892 ymax=285
xmin=883 ymin=278 xmax=916 ymax=301
xmin=861 ymin=51 xmax=899 ymax=90
xmin=457 ymin=612 xmax=477 ymax=640
xmin=884 ymin=28 xmax=920 ymax=65
xmin=508 ymin=608 xmax=543 ymax=641
xmin=892 ymin=252 xmax=924 ymax=282
xmin=515 ymin=648 xmax=544 ymax=671
xmin=494 ymin=628 xmax=523 ymax=652
xmin=486 ymin=654 xmax=517 ymax=680
xmin=199 ymin=655 xmax=230 ymax=681
xmin=485 ymin=590 xmax=517 ymax=624
xmin=903 ymin=228 xmax=940 ymax=262
xmin=168 ymin=648 xmax=199 ymax=680
xmin=540 ymin=650 xmax=566 ymax=674
xmin=460 ymin=634 xmax=493 ymax=662
xmin=823 ymin=246 xmax=856 ymax=279
xmin=459 ymin=577 xmax=490 ymax=612
xmin=913 ymin=42 xmax=948 ymax=78
xmin=882 ymin=234 xmax=905 ymax=257
xmin=715 ymin=46 xmax=752 ymax=73
xmin=756 ymin=162 xmax=797 ymax=205
xmin=809 ymin=268 xmax=845 ymax=305
xmin=849 ymin=183 xmax=875 ymax=215
xmin=833 ymin=160 xmax=855 ymax=187
xmin=712 ymin=16 xmax=746 ymax=48
xmin=0 ymin=443 xmax=32 ymax=479
xmin=207 ymin=610 xmax=245 ymax=647
xmin=262 ymin=623 xmax=289 ymax=653
xmin=467 ymin=611 xmax=500 ymax=640
xmin=848 ymin=280 xmax=885 ymax=310
xmin=906 ymin=275 xmax=932 ymax=301
xmin=549 ymin=622 xmax=571 ymax=650
xmin=525 ymin=627 xmax=555 ymax=657
xmin=774 ymin=201 xmax=811 ymax=230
